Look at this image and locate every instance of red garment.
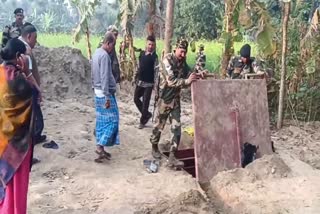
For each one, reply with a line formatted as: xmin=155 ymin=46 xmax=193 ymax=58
xmin=0 ymin=146 xmax=32 ymax=214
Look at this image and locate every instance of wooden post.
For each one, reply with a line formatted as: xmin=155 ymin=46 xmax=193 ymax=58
xmin=164 ymin=0 xmax=175 ymax=54
xmin=85 ymin=26 xmax=92 ymax=60
xmin=277 ymin=1 xmax=291 ymax=129
xmin=220 ymin=0 xmax=235 ymax=78
xmin=147 ymin=0 xmax=156 ymax=37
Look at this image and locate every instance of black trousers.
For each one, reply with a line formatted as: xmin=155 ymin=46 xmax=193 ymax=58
xmin=134 ymin=86 xmax=153 ymax=124
xmin=33 ymin=89 xmax=44 ymax=142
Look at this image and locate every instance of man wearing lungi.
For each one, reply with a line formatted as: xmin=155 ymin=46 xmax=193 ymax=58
xmin=91 ymin=32 xmax=119 ymax=162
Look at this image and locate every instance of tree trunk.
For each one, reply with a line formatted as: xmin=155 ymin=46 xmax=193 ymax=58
xmin=127 ymin=29 xmax=137 ymax=81
xmin=147 ymin=0 xmax=156 ymax=37
xmin=85 ymin=25 xmax=92 ymax=60
xmin=164 ymin=0 xmax=175 ymax=54
xmin=159 ymin=0 xmax=165 ymax=39
xmin=159 ymin=0 xmax=165 ymax=15
xmin=277 ymin=2 xmax=291 ymax=129
xmin=220 ymin=0 xmax=235 ymax=78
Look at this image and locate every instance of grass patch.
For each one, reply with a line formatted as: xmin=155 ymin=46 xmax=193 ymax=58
xmin=38 ymin=33 xmax=256 ymax=72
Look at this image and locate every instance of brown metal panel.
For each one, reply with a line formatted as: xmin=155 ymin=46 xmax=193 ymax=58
xmin=192 ymin=79 xmax=272 ymax=183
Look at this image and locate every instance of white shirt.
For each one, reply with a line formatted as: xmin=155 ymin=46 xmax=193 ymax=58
xmin=18 ymin=37 xmax=33 ymax=70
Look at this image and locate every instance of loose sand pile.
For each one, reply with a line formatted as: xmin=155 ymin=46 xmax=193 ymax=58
xmin=143 ymin=152 xmax=320 ymax=214
xmin=273 ymin=123 xmax=320 ymax=170
xmin=33 ymin=46 xmax=92 ymax=100
xmin=136 ymin=190 xmax=218 ymax=214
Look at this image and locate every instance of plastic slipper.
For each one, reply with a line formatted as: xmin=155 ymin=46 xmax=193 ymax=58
xmin=32 ymin=158 xmax=41 ymax=165
xmin=42 ymin=140 xmax=59 ymax=149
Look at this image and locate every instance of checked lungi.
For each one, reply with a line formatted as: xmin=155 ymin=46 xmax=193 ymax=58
xmin=95 ymin=95 xmax=120 ymax=147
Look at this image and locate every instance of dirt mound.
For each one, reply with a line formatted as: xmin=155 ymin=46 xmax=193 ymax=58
xmin=273 ymin=123 xmax=320 ymax=169
xmin=207 ymin=155 xmax=298 ymax=214
xmin=33 ymin=46 xmax=92 ymax=100
xmin=211 ymin=154 xmax=291 ymax=186
xmin=246 ymin=154 xmax=291 ymax=179
xmin=136 ymin=189 xmax=217 ymax=214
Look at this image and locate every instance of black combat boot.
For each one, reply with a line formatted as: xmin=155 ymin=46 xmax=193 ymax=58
xmin=152 ymin=144 xmax=162 ymax=159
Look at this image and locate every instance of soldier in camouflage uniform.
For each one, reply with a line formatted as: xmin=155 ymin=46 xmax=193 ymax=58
xmin=107 ymin=26 xmax=121 ymax=89
xmin=226 ymin=44 xmax=265 ymax=79
xmin=150 ymin=39 xmax=206 ymax=168
xmin=194 ymin=44 xmax=206 ymax=72
xmin=2 ymin=8 xmax=31 ymax=48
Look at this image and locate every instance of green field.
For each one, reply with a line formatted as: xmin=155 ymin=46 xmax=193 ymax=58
xmin=38 ymin=33 xmax=256 ymax=72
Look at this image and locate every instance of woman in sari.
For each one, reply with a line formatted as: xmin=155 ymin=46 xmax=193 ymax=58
xmin=0 ymin=38 xmax=39 ymax=214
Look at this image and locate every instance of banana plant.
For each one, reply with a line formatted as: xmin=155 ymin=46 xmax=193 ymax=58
xmin=118 ymin=0 xmax=146 ymax=80
xmin=71 ymin=0 xmax=101 ymax=60
xmin=220 ymin=0 xmax=276 ymax=77
xmin=41 ymin=10 xmax=57 ymax=32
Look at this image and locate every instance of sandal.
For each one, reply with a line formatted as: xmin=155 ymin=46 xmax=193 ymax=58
xmin=104 ymin=151 xmax=112 ymax=159
xmin=94 ymin=156 xmax=105 ymax=163
xmin=95 ymin=150 xmax=111 ymax=160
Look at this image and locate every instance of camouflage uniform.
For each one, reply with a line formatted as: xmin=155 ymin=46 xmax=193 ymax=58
xmin=1 ymin=22 xmax=29 ymax=48
xmin=150 ymin=45 xmax=192 ymax=156
xmin=194 ymin=44 xmax=206 ymax=72
xmin=110 ymin=49 xmax=121 ymax=83
xmin=226 ymin=56 xmax=265 ymax=79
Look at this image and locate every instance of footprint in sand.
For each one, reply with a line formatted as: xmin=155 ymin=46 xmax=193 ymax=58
xmin=124 ymin=118 xmax=139 ymax=126
xmin=58 ymin=136 xmax=64 ymax=141
xmin=67 ymin=150 xmax=78 ymax=159
xmin=79 ymin=109 xmax=89 ymax=114
xmin=80 ymin=130 xmax=91 ymax=141
xmin=78 ymin=147 xmax=88 ymax=153
xmin=42 ymin=168 xmax=71 ymax=181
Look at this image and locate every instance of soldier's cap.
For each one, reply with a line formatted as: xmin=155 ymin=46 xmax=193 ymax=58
xmin=240 ymin=44 xmax=251 ymax=58
xmin=107 ymin=25 xmax=119 ymax=33
xmin=176 ymin=38 xmax=188 ymax=51
xmin=14 ymin=8 xmax=24 ymax=15
xmin=199 ymin=44 xmax=204 ymax=49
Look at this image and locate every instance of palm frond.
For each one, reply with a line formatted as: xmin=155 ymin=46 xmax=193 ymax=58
xmin=119 ymin=0 xmax=146 ymax=33
xmin=249 ymin=1 xmax=276 ymax=57
xmin=71 ymin=0 xmax=100 ymax=43
xmin=132 ymin=0 xmax=145 ymax=17
xmin=301 ymin=7 xmax=320 ymax=47
xmin=222 ymin=0 xmax=276 ymax=57
xmin=119 ymin=0 xmax=132 ymax=31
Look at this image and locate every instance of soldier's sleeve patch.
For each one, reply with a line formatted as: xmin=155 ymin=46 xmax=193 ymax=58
xmin=162 ymin=58 xmax=172 ymax=74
